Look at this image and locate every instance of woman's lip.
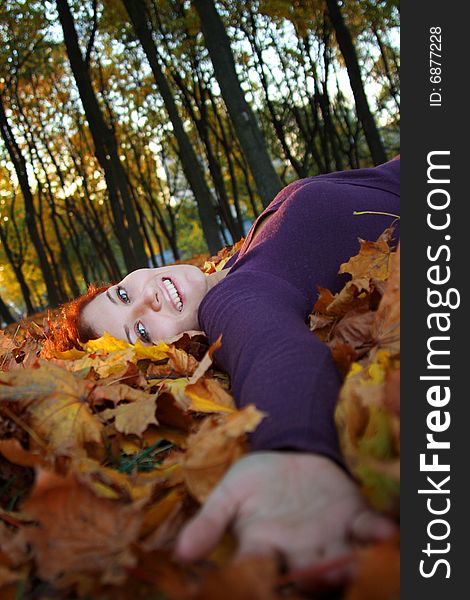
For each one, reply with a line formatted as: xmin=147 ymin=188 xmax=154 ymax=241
xmin=160 ymin=277 xmax=184 ymax=312
xmin=171 ymin=277 xmax=184 ymax=306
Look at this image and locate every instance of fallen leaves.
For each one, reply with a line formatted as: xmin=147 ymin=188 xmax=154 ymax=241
xmin=183 ymin=405 xmax=265 ymax=502
xmin=0 ymin=285 xmax=268 ymax=597
xmin=310 ymin=232 xmax=400 ymax=517
xmin=100 ymin=395 xmax=158 ymax=436
xmin=0 ymin=232 xmax=400 ymax=599
xmin=19 ymin=469 xmax=142 ymax=587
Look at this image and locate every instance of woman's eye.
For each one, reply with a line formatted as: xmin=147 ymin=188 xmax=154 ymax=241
xmin=116 ymin=286 xmax=130 ymax=303
xmin=135 ymin=321 xmax=150 ymax=343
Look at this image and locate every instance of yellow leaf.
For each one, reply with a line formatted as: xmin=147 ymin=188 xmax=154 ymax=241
xmin=65 ymin=348 xmax=134 ymax=378
xmin=140 ymin=487 xmax=185 ymax=538
xmin=29 ymin=392 xmax=102 ymax=457
xmin=143 ymin=426 xmax=188 ymax=449
xmin=51 ymin=348 xmax=87 ymax=360
xmin=119 ymin=438 xmax=142 ymax=455
xmin=186 ymin=377 xmax=235 ymax=413
xmin=84 ymin=332 xmax=131 ymax=353
xmin=347 ymin=362 xmax=363 ymax=378
xmin=339 ymin=232 xmax=393 ymax=281
xmin=132 ymin=340 xmax=170 ymax=361
xmin=149 ymin=377 xmax=191 ymax=410
xmin=72 ymin=457 xmax=160 ymax=502
xmin=0 ymin=362 xmax=101 ymax=457
xmin=187 ymin=394 xmax=235 ymax=414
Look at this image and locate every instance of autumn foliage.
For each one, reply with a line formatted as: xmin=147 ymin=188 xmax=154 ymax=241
xmin=0 ymin=233 xmax=399 ymax=599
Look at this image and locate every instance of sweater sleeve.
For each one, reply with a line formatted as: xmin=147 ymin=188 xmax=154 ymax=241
xmin=198 ymin=270 xmax=344 ymax=466
xmin=198 ymin=161 xmax=400 ymax=465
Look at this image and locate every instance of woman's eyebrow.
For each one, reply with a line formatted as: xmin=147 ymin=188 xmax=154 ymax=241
xmin=106 ymin=289 xmax=117 ymax=305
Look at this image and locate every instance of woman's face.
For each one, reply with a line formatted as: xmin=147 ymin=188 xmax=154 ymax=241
xmin=81 ymin=265 xmax=209 ymax=344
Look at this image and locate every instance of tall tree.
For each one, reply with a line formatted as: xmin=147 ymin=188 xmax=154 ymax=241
xmin=0 ymin=195 xmax=36 ymax=315
xmin=0 ymin=94 xmax=61 ymax=307
xmin=120 ymin=0 xmax=223 ymax=254
xmin=56 ymin=0 xmax=148 ymax=272
xmin=325 ymin=0 xmax=387 ymax=165
xmin=193 ymin=0 xmax=281 ymax=207
xmin=0 ymin=293 xmax=14 ymax=325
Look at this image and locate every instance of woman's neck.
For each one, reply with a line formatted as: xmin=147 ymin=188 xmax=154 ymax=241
xmin=206 ymin=267 xmax=231 ymax=291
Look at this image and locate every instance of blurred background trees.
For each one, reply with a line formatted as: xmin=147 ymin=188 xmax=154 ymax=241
xmin=0 ymin=0 xmax=399 ymax=320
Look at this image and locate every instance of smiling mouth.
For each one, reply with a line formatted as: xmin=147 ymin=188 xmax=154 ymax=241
xmin=162 ymin=277 xmax=183 ymax=312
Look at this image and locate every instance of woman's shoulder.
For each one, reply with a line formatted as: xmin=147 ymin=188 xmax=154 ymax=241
xmin=305 ymin=159 xmax=400 ymax=196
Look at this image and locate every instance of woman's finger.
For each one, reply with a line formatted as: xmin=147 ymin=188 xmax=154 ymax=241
xmin=174 ymin=484 xmax=235 ymax=562
xmin=349 ymin=509 xmax=398 ymax=543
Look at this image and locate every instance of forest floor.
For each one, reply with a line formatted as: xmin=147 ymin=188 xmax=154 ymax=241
xmin=0 ymin=234 xmax=399 ymax=599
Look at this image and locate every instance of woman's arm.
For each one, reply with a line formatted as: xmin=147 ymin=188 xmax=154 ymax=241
xmin=180 ymin=274 xmax=397 ymax=569
xmin=199 ymin=270 xmax=344 ymax=465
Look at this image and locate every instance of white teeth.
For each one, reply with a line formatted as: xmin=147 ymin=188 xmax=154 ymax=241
xmin=163 ymin=278 xmax=183 ymax=311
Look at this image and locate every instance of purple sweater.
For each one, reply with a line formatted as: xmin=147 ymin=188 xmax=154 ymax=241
xmin=198 ymin=160 xmax=400 ymax=465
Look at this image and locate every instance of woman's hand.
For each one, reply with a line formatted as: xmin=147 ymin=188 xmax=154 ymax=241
xmin=175 ymin=452 xmax=397 ymax=572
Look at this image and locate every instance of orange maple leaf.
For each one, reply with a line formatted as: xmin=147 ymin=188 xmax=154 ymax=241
xmin=20 ymin=469 xmax=142 ymax=586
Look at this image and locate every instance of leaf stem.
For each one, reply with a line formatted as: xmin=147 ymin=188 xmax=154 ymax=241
xmin=353 ymin=210 xmax=400 ymax=219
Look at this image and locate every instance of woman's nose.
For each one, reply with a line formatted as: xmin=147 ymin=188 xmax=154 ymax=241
xmin=142 ymin=286 xmax=162 ymax=312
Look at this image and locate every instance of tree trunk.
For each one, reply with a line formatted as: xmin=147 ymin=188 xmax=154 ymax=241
xmin=121 ymin=0 xmax=223 ymax=255
xmin=325 ymin=0 xmax=387 ymax=165
xmin=0 ymin=94 xmax=61 ymax=307
xmin=0 ymin=227 xmax=35 ymax=315
xmin=0 ymin=294 xmax=15 ymax=325
xmin=56 ymin=0 xmax=148 ymax=271
xmin=15 ymin=105 xmax=81 ymax=299
xmin=193 ymin=0 xmax=281 ymax=207
xmin=169 ymin=65 xmax=242 ymax=241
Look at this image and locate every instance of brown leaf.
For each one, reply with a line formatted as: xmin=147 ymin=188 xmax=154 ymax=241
xmin=90 ymin=383 xmax=156 ymax=407
xmin=20 ymin=469 xmax=141 ymax=586
xmin=100 ymin=396 xmax=158 ymax=436
xmin=155 ymin=392 xmax=194 ymax=431
xmin=125 ymin=548 xmax=197 ymax=599
xmin=29 ymin=392 xmax=102 ymax=458
xmin=326 ymin=278 xmax=372 ymax=316
xmin=183 ymin=405 xmax=265 ymax=502
xmin=372 ymin=246 xmax=400 ymax=354
xmin=332 ymin=308 xmax=375 ymax=348
xmin=312 ymin=287 xmax=336 ymax=313
xmin=339 ymin=228 xmax=394 ymax=281
xmin=384 ymin=367 xmax=400 ymax=420
xmin=196 ymin=555 xmax=279 ymax=600
xmin=0 ymin=566 xmax=21 ymax=589
xmin=93 ymin=362 xmax=147 ymax=388
xmin=146 ymin=362 xmax=173 ymax=378
xmin=330 ymin=343 xmax=357 ymax=376
xmin=308 ymin=312 xmax=335 ymax=340
xmin=188 ymin=335 xmax=222 ymax=384
xmin=0 ymin=438 xmax=47 ymax=469
xmin=0 ymin=521 xmax=30 ymax=567
xmin=0 ymin=360 xmax=72 ymax=403
xmin=167 ymin=346 xmax=199 ymax=376
xmin=344 ymin=536 xmax=400 ymax=600
xmin=139 ymin=487 xmax=186 ymax=541
xmin=0 ymin=362 xmax=101 ymax=457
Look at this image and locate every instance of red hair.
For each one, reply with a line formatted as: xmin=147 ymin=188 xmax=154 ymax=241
xmin=44 ymin=283 xmax=111 ymax=353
